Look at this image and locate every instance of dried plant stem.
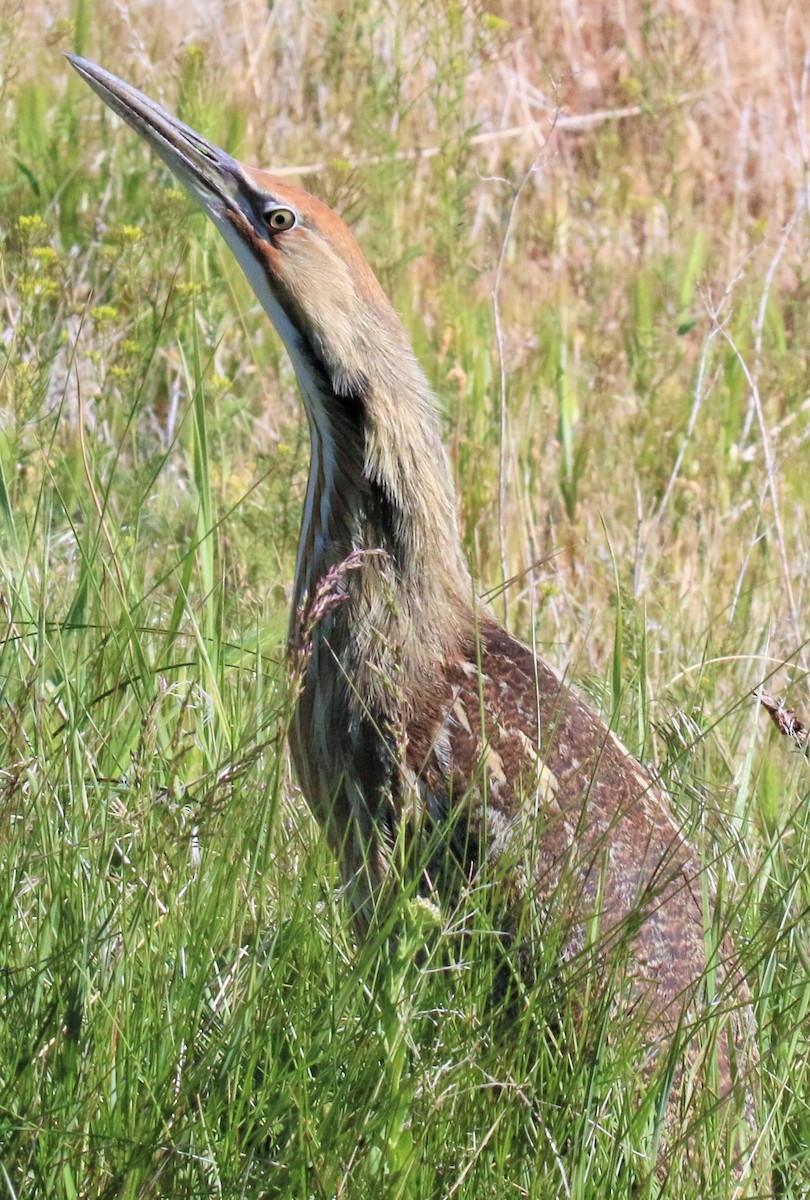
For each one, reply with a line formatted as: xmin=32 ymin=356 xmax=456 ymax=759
xmin=484 ymin=106 xmax=558 ymax=621
xmin=718 ymin=324 xmax=804 ymax=670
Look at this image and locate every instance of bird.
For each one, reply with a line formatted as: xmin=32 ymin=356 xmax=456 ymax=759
xmin=68 ymin=55 xmax=755 ymax=1158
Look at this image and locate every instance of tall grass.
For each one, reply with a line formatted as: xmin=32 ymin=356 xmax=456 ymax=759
xmin=0 ymin=1 xmax=808 ymax=1196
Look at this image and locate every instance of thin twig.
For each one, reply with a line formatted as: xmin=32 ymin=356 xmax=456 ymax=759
xmin=740 ymin=199 xmax=803 ymax=444
xmin=266 ymin=89 xmax=713 ymax=180
xmin=486 ymin=99 xmax=559 ymax=622
xmin=650 ymin=265 xmax=746 ymax=533
xmin=634 ymin=274 xmax=734 ymax=596
xmin=718 ymin=324 xmax=804 ymax=669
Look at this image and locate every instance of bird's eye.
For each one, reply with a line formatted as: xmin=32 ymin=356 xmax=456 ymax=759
xmin=264 ymin=206 xmax=296 ymax=232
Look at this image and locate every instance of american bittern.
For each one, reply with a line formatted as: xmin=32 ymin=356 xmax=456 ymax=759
xmin=69 ymin=56 xmax=756 ymax=1156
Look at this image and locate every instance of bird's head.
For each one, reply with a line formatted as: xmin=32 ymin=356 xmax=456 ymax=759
xmin=67 ymin=55 xmax=412 ymax=420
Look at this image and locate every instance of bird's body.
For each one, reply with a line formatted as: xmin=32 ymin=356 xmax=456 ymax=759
xmin=69 ymin=55 xmax=755 ymax=1154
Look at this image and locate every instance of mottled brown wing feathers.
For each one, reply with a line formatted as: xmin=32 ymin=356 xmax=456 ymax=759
xmin=405 ymin=617 xmax=748 ymax=1082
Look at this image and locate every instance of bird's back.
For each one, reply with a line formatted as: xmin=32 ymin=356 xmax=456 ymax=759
xmin=405 ymin=617 xmax=753 ymax=1102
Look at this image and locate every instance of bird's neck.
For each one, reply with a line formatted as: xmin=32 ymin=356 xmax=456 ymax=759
xmin=288 ymin=350 xmax=473 ymax=713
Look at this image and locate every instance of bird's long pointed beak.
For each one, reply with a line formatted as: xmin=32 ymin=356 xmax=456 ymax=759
xmin=66 ymin=54 xmax=241 ymax=214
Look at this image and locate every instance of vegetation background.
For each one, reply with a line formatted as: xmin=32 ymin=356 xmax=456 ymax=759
xmin=0 ymin=0 xmax=808 ymax=1195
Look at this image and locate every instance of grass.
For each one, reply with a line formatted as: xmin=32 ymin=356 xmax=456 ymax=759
xmin=1 ymin=0 xmax=809 ymax=1195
